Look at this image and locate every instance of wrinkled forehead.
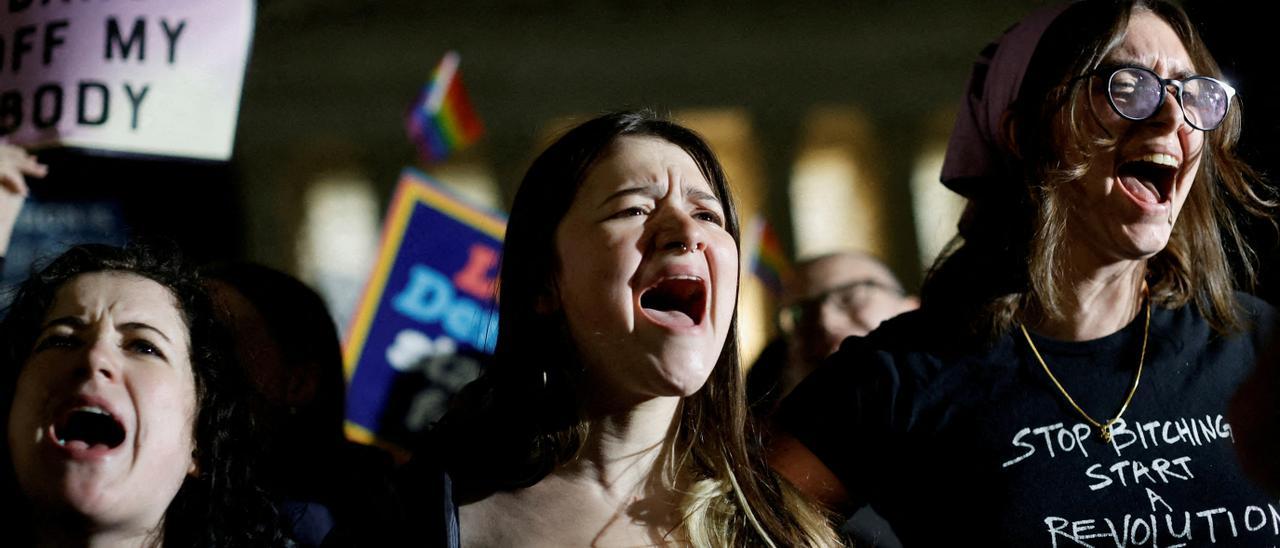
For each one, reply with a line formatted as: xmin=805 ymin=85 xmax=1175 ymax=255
xmin=1104 ymin=10 xmax=1196 ymax=77
xmin=792 ymin=254 xmax=897 ymax=298
xmin=586 ymin=136 xmax=715 ymax=197
xmin=45 ymin=271 xmax=189 ymax=343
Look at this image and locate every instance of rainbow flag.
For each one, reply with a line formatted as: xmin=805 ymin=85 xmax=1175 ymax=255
xmin=406 ymin=51 xmax=485 ymax=164
xmin=747 ymin=215 xmax=791 ymax=299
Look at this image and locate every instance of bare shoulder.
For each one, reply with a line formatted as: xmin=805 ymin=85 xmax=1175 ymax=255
xmin=458 ymin=492 xmax=534 ymax=547
xmin=458 ymin=479 xmax=684 ymax=547
xmin=459 ymin=489 xmax=581 ymax=547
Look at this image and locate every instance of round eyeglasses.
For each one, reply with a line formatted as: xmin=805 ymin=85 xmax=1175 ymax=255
xmin=778 ymin=279 xmax=903 ymax=334
xmin=1093 ymin=65 xmax=1236 ymax=131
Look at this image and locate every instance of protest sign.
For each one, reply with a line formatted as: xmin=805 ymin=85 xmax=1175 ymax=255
xmin=343 ymin=169 xmax=504 ymax=453
xmin=0 ymin=0 xmax=255 ymax=160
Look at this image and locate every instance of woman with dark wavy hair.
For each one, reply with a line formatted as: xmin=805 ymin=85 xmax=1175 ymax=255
xmin=0 ymin=243 xmax=290 ymax=547
xmin=402 ymin=110 xmax=838 ymax=546
xmin=772 ymin=1 xmax=1278 ymax=545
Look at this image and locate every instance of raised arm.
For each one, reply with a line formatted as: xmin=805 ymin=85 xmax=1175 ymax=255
xmin=0 ymin=144 xmax=47 ymax=256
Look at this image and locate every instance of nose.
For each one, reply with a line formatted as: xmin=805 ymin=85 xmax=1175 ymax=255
xmin=819 ymin=300 xmax=872 ymax=339
xmin=654 ymin=207 xmax=708 ymax=254
xmin=81 ymin=338 xmax=120 ymax=382
xmin=814 ymin=308 xmax=866 ymax=356
xmin=1149 ymin=83 xmax=1190 ymax=132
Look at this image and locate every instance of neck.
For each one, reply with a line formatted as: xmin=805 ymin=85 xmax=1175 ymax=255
xmin=1032 ymin=247 xmax=1147 ymax=342
xmin=34 ymin=515 xmax=157 ymax=548
xmin=559 ymin=395 xmax=682 ymax=503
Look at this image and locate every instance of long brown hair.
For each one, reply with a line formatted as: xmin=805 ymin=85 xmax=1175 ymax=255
xmin=924 ymin=0 xmax=1275 ymax=341
xmin=433 ymin=110 xmax=837 ymax=546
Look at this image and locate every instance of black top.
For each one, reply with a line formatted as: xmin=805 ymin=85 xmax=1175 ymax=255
xmin=778 ymin=294 xmax=1278 ymax=546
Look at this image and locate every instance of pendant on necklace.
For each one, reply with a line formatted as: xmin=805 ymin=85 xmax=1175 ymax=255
xmin=1100 ymin=423 xmax=1113 ymax=443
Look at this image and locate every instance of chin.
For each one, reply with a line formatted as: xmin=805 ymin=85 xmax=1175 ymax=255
xmin=1119 ymin=226 xmax=1173 ymax=259
xmin=54 ymin=476 xmax=117 ymax=518
xmin=651 ymin=352 xmax=717 ymax=397
xmin=58 ymin=483 xmax=166 ymax=534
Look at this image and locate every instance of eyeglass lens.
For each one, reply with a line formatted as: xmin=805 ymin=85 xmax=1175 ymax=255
xmin=784 ymin=280 xmax=893 ymax=328
xmin=1108 ymin=67 xmax=1230 ymax=130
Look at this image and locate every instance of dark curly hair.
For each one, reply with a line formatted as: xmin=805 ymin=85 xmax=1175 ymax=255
xmin=0 ymin=243 xmax=290 ymax=547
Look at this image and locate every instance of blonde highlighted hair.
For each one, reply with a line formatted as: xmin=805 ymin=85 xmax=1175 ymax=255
xmin=435 ymin=110 xmax=839 ymax=546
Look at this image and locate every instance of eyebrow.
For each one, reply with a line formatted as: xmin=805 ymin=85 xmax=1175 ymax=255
xmin=599 ymin=186 xmax=659 ymax=207
xmin=1105 ymin=56 xmax=1195 ymax=79
xmin=599 ymin=186 xmax=721 ymax=206
xmin=41 ymin=316 xmax=86 ymax=332
xmin=119 ymin=322 xmax=174 ymax=343
xmin=40 ymin=316 xmax=173 ymax=344
xmin=686 ymin=187 xmax=722 ymax=207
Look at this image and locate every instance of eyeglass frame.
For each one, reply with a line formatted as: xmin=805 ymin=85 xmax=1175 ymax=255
xmin=777 ymin=278 xmax=904 ymax=334
xmin=1074 ymin=64 xmax=1237 ymax=131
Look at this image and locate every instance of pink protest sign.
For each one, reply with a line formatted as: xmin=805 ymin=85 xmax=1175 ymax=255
xmin=0 ymin=0 xmax=255 ymax=160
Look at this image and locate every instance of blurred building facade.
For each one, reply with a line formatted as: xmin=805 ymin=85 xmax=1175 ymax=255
xmin=30 ymin=0 xmax=1271 ymax=362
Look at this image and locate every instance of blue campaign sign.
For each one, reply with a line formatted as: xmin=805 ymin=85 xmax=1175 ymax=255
xmin=343 ymin=169 xmax=504 ymax=454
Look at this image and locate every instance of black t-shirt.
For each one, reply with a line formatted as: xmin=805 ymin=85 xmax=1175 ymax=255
xmin=778 ymin=294 xmax=1278 ymax=546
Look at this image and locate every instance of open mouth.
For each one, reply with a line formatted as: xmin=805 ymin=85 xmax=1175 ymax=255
xmin=639 ymin=276 xmax=707 ymax=328
xmin=1117 ymin=153 xmax=1179 ymax=205
xmin=53 ymin=406 xmax=126 ymax=451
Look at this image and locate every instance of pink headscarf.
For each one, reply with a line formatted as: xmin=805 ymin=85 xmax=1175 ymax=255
xmin=940 ymin=4 xmax=1069 ymax=199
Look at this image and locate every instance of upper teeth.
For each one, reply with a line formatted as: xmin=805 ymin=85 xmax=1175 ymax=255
xmin=662 ymin=275 xmax=702 ymax=283
xmin=1135 ymin=153 xmax=1179 ymax=168
xmin=72 ymin=406 xmax=111 ymax=416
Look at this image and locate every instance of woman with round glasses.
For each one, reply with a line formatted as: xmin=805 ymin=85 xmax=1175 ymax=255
xmin=771 ymin=1 xmax=1277 ymax=545
xmin=1099 ymin=65 xmax=1235 ymax=130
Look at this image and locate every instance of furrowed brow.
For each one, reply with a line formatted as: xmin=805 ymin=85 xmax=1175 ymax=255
xmin=40 ymin=316 xmax=87 ymax=332
xmin=686 ymin=188 xmax=721 ymax=206
xmin=118 ymin=322 xmax=173 ymax=343
xmin=599 ymin=186 xmax=660 ymax=207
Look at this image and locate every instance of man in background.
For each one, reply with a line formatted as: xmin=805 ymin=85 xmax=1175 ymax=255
xmin=750 ymin=251 xmax=919 ymax=414
xmin=748 ymin=251 xmax=917 ymax=548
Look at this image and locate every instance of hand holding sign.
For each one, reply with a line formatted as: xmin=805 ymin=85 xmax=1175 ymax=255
xmin=0 ymin=143 xmax=46 ymax=193
xmin=0 ymin=143 xmax=46 ymax=254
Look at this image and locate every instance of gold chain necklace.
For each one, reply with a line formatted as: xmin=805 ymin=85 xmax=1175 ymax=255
xmin=1018 ymin=298 xmax=1150 ymax=443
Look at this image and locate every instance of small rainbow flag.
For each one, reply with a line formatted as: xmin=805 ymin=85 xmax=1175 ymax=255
xmin=747 ymin=215 xmax=791 ymax=299
xmin=406 ymin=51 xmax=485 ymax=164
